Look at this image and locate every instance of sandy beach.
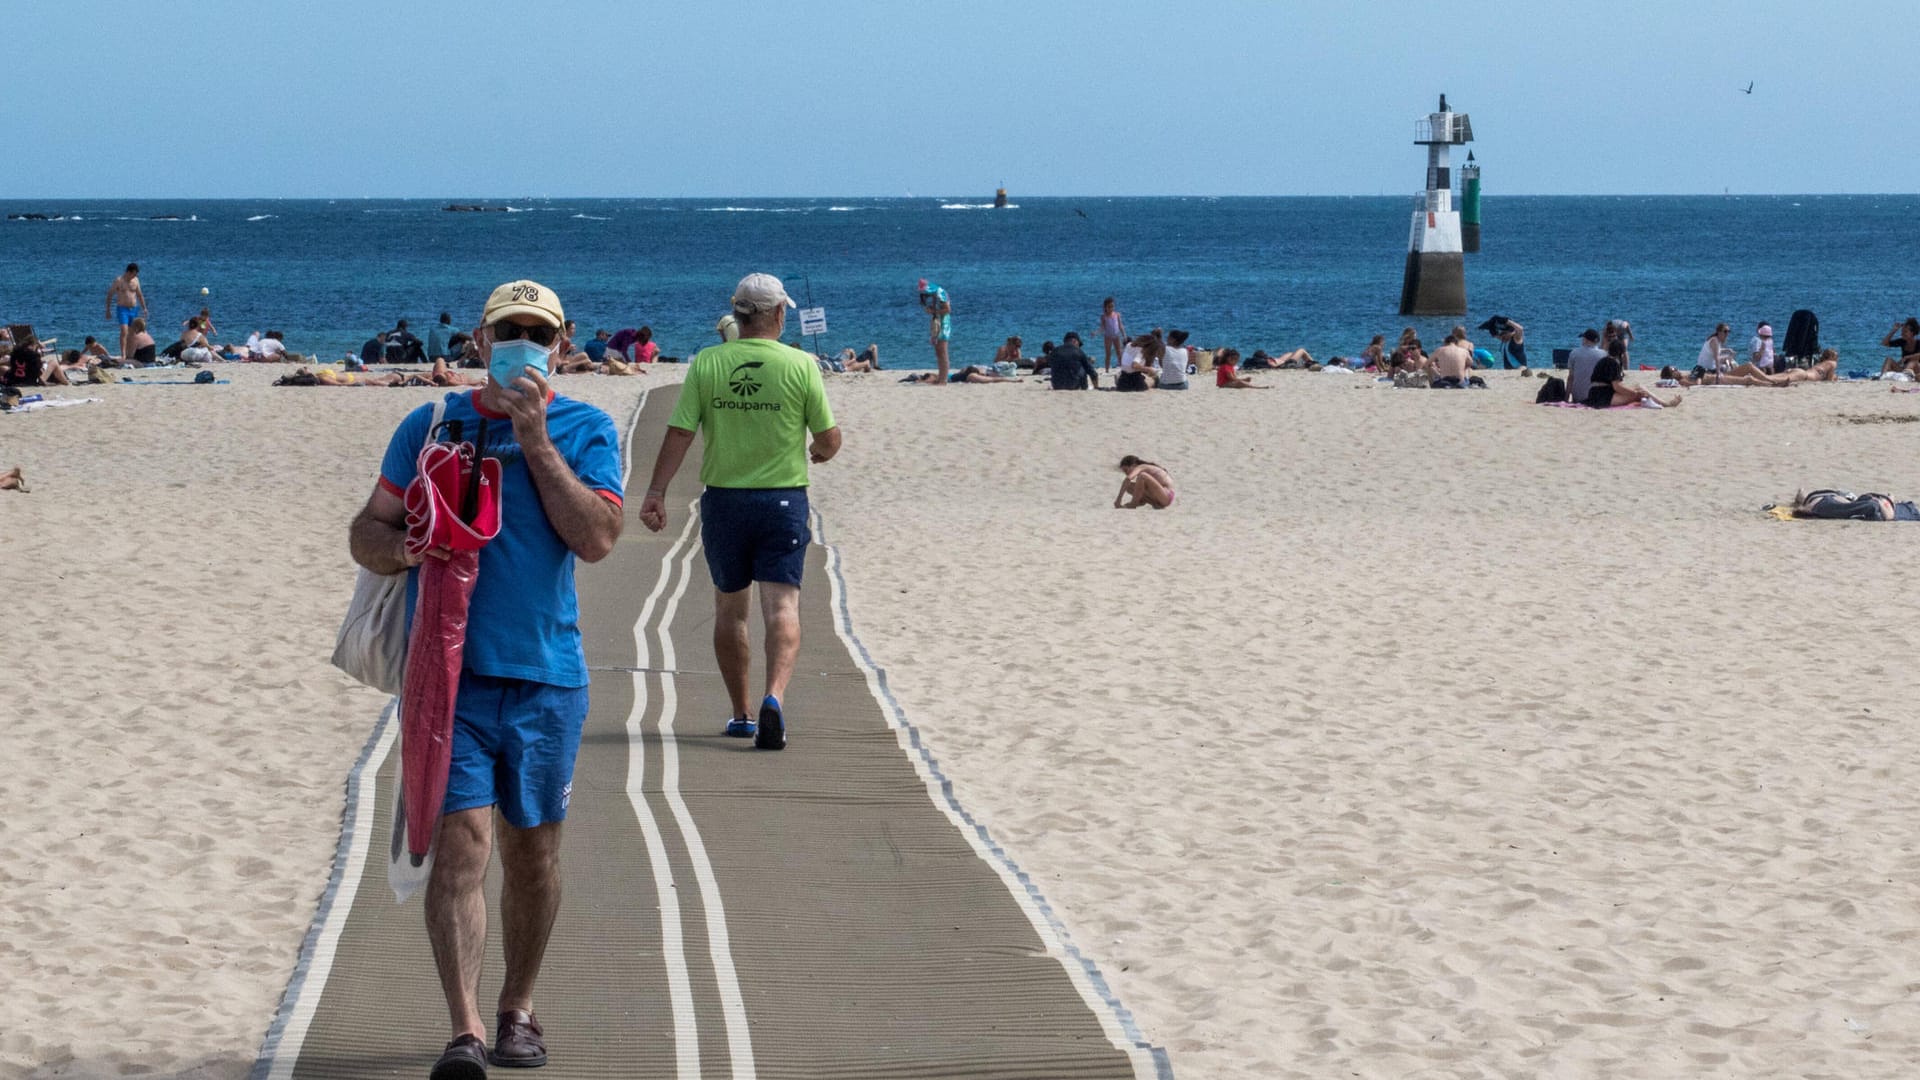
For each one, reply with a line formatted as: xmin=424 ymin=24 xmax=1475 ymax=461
xmin=4 ymin=364 xmax=1919 ymax=1078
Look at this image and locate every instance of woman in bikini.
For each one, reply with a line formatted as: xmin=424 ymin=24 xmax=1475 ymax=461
xmin=1114 ymin=455 xmax=1175 ymax=510
xmin=1100 ymin=297 xmax=1126 ymax=371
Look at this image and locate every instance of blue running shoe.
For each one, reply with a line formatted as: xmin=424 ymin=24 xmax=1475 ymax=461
xmin=755 ymin=695 xmax=786 ymax=750
xmin=724 ymin=715 xmax=756 ymax=738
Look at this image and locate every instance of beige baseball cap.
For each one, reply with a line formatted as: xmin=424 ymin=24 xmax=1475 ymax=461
xmin=731 ymin=273 xmax=796 ymax=315
xmin=482 ymin=280 xmax=565 ymax=327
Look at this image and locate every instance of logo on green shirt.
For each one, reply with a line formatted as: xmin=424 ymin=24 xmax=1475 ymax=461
xmin=728 ymin=361 xmax=764 ymax=396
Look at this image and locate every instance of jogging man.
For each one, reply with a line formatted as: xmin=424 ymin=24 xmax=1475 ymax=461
xmin=348 ymin=279 xmax=624 ymax=1077
xmin=638 ymin=272 xmax=841 ymax=749
xmin=918 ymin=277 xmax=951 ymax=383
xmin=105 ymin=263 xmax=146 ymax=362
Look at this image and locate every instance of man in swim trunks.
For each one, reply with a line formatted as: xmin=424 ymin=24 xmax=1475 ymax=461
xmin=918 ymin=278 xmax=951 ymax=383
xmin=639 ymin=272 xmax=841 ymax=749
xmin=348 ymin=279 xmax=625 ymax=1078
xmin=105 ymin=262 xmax=145 ymax=363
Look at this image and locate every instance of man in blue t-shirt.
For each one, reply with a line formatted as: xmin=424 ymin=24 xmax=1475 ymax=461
xmin=427 ymin=311 xmax=455 ymax=361
xmin=348 ymin=279 xmax=624 ymax=1075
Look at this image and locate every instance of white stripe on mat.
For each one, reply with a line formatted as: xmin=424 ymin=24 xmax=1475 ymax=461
xmin=255 ymin=709 xmax=398 ymax=1080
xmin=657 ymin=501 xmax=759 ymax=1080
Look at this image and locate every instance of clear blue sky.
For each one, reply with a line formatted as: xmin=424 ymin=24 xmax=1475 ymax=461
xmin=15 ymin=0 xmax=1903 ymax=198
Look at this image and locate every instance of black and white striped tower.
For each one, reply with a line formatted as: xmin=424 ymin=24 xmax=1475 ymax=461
xmin=1398 ymin=94 xmax=1474 ymax=316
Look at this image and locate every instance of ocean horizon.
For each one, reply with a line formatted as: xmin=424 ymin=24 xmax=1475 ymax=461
xmin=4 ymin=195 xmax=1913 ymax=373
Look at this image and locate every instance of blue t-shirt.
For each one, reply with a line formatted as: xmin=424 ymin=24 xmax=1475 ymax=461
xmin=380 ymin=390 xmax=624 ymax=688
xmin=583 ymin=338 xmax=608 ymax=363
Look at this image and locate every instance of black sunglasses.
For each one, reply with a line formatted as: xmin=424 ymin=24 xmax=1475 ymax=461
xmin=492 ymin=321 xmax=559 ymax=347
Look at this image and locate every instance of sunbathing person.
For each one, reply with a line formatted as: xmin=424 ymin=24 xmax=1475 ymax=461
xmin=0 ymin=466 xmax=26 ymax=492
xmin=1659 ymin=365 xmax=1785 ymax=388
xmin=1780 ymin=350 xmax=1841 ymax=382
xmin=1359 ymin=335 xmax=1387 ymax=370
xmin=1587 ymin=340 xmax=1680 ymax=408
xmin=842 ymin=344 xmax=881 ymax=372
xmin=1271 ymin=348 xmax=1317 ymax=370
xmin=1880 ymin=319 xmax=1920 ymax=375
xmin=1785 ymin=488 xmax=1920 ymax=521
xmin=992 ymin=336 xmax=1028 ymax=368
xmin=1113 ymin=455 xmax=1175 ymax=509
xmin=427 ymin=358 xmax=486 ymax=386
xmin=127 ymin=318 xmax=157 ymax=365
xmin=1389 ymin=328 xmax=1427 ymax=373
xmin=1212 ymin=348 xmax=1267 ymax=389
xmin=905 ymin=364 xmax=1017 ymax=384
xmin=283 ymin=366 xmax=416 ymax=387
xmin=1114 ymin=335 xmax=1159 ymax=391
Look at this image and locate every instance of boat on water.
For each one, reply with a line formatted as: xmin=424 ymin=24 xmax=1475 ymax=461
xmin=993 ymin=187 xmax=1008 ymax=209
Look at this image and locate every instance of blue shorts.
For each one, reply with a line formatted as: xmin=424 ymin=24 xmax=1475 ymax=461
xmin=115 ymin=305 xmax=140 ymax=325
xmin=444 ymin=670 xmax=590 ymax=828
xmin=700 ymin=486 xmax=809 ymax=593
xmin=935 ymin=316 xmax=952 ymax=342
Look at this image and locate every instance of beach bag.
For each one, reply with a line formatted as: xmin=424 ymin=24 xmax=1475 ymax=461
xmin=330 ymin=398 xmax=447 ymax=694
xmin=1535 ymin=376 xmax=1568 ymax=404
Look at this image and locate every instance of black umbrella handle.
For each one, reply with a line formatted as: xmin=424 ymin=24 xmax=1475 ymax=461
xmin=463 ymin=418 xmax=486 ymax=522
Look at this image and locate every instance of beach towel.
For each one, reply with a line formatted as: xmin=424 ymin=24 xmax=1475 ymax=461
xmin=396 ymin=437 xmax=502 ymax=870
xmin=121 ymin=377 xmax=230 ymax=385
xmin=1 ymin=396 xmax=102 ymax=413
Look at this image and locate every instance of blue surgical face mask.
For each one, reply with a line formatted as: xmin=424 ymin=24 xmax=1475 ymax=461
xmin=489 ymin=338 xmax=551 ymax=387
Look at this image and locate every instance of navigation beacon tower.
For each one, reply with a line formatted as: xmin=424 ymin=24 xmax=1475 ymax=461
xmin=1398 ymin=94 xmax=1474 ymax=316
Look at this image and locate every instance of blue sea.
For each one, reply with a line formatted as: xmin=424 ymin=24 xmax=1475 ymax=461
xmin=1 ymin=196 xmax=1913 ymax=373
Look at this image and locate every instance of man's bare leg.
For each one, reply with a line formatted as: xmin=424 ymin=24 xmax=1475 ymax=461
xmin=425 ymin=807 xmax=493 ymax=1040
xmin=496 ymin=819 xmax=564 ymax=1016
xmin=714 ymin=587 xmax=753 ymax=719
xmin=759 ymin=583 xmax=801 ymax=705
xmin=934 ymin=339 xmax=949 ymax=383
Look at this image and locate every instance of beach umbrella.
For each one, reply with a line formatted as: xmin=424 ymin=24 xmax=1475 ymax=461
xmin=397 ymin=433 xmax=502 ymax=865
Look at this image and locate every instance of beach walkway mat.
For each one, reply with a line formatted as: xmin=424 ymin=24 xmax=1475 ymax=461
xmin=255 ymin=388 xmax=1169 ymax=1079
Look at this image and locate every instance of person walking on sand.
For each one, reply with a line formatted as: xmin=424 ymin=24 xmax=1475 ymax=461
xmin=348 ymin=279 xmax=625 ymax=1078
xmin=1100 ymin=296 xmax=1127 ymax=371
xmin=1114 ymin=455 xmax=1174 ymax=509
xmin=918 ymin=278 xmax=951 ymax=383
xmin=639 ymin=272 xmax=842 ymax=749
xmin=105 ymin=263 xmax=146 ymax=362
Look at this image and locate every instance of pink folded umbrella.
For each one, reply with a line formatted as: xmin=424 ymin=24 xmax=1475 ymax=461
xmin=399 ymin=437 xmax=502 ymax=864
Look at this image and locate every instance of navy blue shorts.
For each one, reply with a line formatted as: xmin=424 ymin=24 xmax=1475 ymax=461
xmin=444 ymin=670 xmax=590 ymax=829
xmin=700 ymin=486 xmax=809 ymax=593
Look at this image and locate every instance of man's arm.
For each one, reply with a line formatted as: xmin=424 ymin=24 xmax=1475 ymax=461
xmin=495 ymin=370 xmax=624 ymax=561
xmin=809 ymin=425 xmax=841 ymax=464
xmin=350 ymin=485 xmax=422 ymax=575
xmin=523 ymin=436 xmax=624 ymax=562
xmin=639 ymin=425 xmax=697 ymax=532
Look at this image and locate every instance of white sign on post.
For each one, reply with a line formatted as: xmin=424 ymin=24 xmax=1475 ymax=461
xmin=799 ymin=307 xmax=828 ymax=337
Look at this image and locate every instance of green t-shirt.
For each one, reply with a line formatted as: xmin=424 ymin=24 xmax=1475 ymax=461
xmin=668 ymin=338 xmax=836 ymax=489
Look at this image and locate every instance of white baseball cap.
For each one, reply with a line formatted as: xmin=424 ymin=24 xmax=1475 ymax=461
xmin=731 ymin=273 xmax=796 ymax=315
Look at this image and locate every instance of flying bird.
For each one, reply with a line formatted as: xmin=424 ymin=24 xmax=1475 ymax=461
xmin=1074 ymin=208 xmax=1089 ymax=219
xmin=1741 ymin=81 xmax=1754 ymax=94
